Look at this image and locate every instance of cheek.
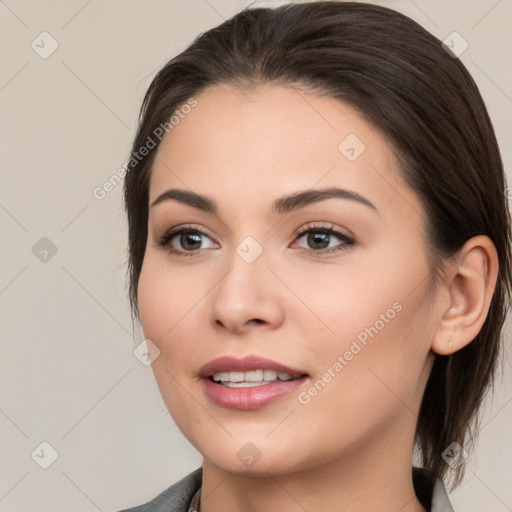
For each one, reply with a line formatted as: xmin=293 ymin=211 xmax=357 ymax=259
xmin=293 ymin=255 xmax=433 ymax=407
xmin=137 ymin=258 xmax=203 ymax=426
xmin=137 ymin=254 xmax=207 ymax=344
xmin=287 ymin=307 xmax=431 ymax=467
xmin=310 ymin=284 xmax=433 ymax=419
xmin=137 ymin=264 xmax=170 ymax=344
xmin=137 ymin=257 xmax=200 ymax=410
xmin=282 ymin=263 xmax=404 ymax=359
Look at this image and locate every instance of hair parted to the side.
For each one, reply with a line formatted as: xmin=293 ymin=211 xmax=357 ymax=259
xmin=123 ymin=1 xmax=512 ymax=490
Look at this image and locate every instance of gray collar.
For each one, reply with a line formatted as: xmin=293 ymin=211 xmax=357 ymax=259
xmin=413 ymin=466 xmax=454 ymax=511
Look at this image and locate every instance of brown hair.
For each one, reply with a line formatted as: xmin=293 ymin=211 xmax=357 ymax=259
xmin=123 ymin=1 xmax=512 ymax=489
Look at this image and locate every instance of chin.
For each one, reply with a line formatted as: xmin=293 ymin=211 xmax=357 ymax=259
xmin=195 ymin=435 xmax=316 ymax=477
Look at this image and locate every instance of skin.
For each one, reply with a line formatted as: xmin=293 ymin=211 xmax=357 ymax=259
xmin=137 ymin=83 xmax=498 ymax=512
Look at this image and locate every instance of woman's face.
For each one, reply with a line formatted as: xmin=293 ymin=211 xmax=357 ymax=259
xmin=138 ymin=84 xmax=440 ymax=475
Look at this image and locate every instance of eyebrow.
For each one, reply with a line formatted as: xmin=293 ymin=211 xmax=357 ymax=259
xmin=150 ymin=187 xmax=378 ymax=215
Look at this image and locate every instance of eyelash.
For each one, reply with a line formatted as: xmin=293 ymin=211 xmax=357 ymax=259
xmin=293 ymin=223 xmax=355 ymax=255
xmin=155 ymin=222 xmax=355 ymax=257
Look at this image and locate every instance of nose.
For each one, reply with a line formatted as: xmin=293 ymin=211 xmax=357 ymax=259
xmin=209 ymin=246 xmax=286 ymax=336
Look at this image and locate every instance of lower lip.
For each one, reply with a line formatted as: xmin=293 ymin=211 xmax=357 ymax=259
xmin=202 ymin=377 xmax=307 ymax=410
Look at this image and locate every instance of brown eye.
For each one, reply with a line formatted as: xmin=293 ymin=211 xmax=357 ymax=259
xmin=178 ymin=232 xmax=203 ymax=251
xmin=305 ymin=231 xmax=331 ymax=250
xmin=156 ymin=226 xmax=218 ymax=255
xmin=293 ymin=224 xmax=355 ymax=255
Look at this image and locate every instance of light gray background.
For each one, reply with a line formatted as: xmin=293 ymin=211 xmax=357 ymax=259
xmin=1 ymin=1 xmax=511 ymax=511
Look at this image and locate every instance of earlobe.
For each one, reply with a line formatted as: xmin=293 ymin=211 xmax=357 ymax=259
xmin=431 ymin=235 xmax=499 ymax=356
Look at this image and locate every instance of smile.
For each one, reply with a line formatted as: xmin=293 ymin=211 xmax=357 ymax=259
xmin=212 ymin=369 xmax=294 ymax=387
xmin=200 ymin=356 xmax=309 ymax=409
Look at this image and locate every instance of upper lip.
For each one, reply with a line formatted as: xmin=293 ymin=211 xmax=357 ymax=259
xmin=200 ymin=355 xmax=307 ymax=379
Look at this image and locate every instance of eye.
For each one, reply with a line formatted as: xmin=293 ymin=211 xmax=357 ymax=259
xmin=292 ymin=223 xmax=355 ymax=255
xmin=155 ymin=222 xmax=354 ymax=257
xmin=155 ymin=225 xmax=218 ymax=255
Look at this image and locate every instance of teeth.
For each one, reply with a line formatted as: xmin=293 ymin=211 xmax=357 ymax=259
xmin=212 ymin=372 xmax=229 ymax=382
xmin=212 ymin=369 xmax=294 ymax=384
xmin=245 ymin=370 xmax=263 ymax=382
xmin=263 ymin=369 xmax=278 ymax=381
xmin=230 ymin=371 xmax=244 ymax=382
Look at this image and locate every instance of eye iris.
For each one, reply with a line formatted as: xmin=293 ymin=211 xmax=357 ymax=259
xmin=181 ymin=233 xmax=202 ymax=250
xmin=308 ymin=232 xmax=330 ymax=249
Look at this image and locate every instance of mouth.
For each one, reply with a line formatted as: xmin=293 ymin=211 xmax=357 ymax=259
xmin=211 ymin=369 xmax=299 ymax=387
xmin=199 ymin=355 xmax=309 ymax=409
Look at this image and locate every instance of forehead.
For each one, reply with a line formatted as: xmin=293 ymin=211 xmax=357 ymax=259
xmin=149 ymin=83 xmax=418 ymax=217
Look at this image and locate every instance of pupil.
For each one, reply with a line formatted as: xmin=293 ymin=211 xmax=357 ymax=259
xmin=309 ymin=232 xmax=329 ymax=249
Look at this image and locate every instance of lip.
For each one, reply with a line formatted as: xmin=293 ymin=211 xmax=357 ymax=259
xmin=199 ymin=355 xmax=309 ymax=410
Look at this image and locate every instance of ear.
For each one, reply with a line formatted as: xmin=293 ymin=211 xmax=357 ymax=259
xmin=431 ymin=235 xmax=499 ymax=356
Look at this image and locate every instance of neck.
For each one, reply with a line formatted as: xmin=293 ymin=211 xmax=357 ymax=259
xmin=199 ymin=421 xmax=427 ymax=512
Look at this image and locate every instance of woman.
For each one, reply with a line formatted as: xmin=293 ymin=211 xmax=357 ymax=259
xmin=119 ymin=2 xmax=511 ymax=511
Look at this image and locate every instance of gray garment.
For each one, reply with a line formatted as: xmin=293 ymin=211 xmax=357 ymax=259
xmin=117 ymin=466 xmax=454 ymax=512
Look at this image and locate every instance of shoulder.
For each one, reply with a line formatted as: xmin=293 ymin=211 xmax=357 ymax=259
xmin=116 ymin=467 xmax=203 ymax=512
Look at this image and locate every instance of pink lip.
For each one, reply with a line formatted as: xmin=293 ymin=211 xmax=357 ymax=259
xmin=199 ymin=355 xmax=309 ymax=410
